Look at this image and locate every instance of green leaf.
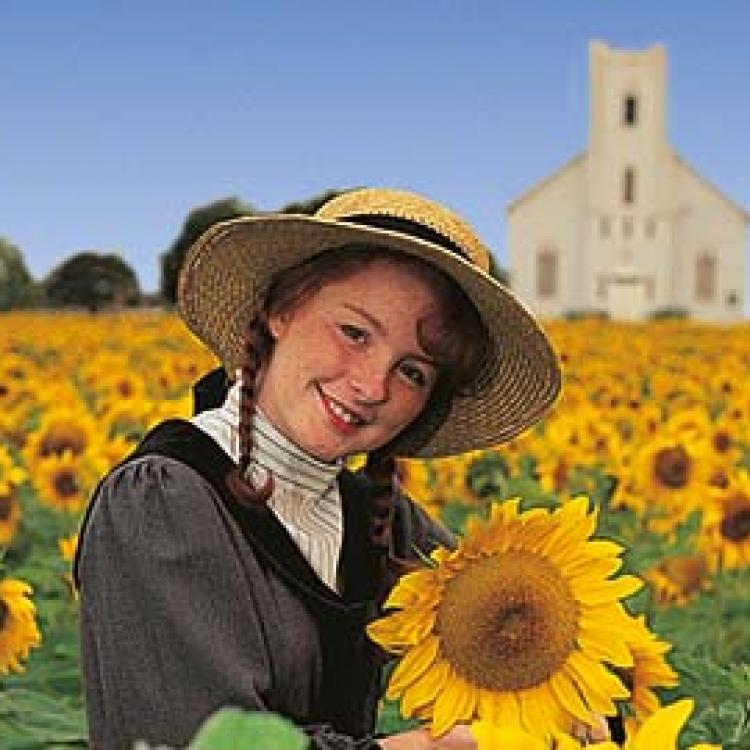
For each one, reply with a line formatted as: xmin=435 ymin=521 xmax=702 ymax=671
xmin=187 ymin=708 xmax=308 ymax=750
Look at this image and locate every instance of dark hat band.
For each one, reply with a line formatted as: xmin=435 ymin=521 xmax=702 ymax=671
xmin=341 ymin=214 xmax=471 ymax=263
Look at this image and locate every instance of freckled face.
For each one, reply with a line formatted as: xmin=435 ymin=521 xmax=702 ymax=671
xmin=256 ymin=261 xmax=441 ymax=462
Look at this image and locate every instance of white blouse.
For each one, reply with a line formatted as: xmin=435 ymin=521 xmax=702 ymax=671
xmin=190 ymin=379 xmax=344 ymax=592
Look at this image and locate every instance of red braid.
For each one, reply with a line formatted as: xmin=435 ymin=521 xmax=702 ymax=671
xmin=364 ymin=449 xmax=422 ymax=600
xmin=225 ymin=317 xmax=275 ymax=505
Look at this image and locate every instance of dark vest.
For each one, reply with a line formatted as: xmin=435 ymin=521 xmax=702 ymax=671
xmin=73 ymin=414 xmax=387 ymax=737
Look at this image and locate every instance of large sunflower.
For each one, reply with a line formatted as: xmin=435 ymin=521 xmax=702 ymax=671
xmin=367 ymin=497 xmax=642 ymax=739
xmin=0 ymin=578 xmax=41 ymax=674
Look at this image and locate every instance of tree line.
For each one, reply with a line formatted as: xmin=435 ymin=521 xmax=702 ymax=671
xmin=1 ymin=189 xmax=507 ymax=312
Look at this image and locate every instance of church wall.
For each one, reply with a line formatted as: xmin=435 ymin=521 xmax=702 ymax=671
xmin=508 ymin=160 xmax=586 ymax=318
xmin=672 ymin=162 xmax=747 ymax=321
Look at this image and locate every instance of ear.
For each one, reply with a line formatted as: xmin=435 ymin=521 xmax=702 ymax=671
xmin=267 ymin=310 xmax=291 ymax=340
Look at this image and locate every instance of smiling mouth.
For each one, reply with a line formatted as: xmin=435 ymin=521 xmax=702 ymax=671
xmin=317 ymin=386 xmax=370 ymax=427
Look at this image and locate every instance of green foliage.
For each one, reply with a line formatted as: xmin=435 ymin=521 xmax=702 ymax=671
xmin=562 ymin=308 xmax=611 ymax=320
xmin=159 ymin=196 xmax=257 ymax=304
xmin=0 ymin=237 xmax=39 ymax=311
xmin=278 ymin=188 xmax=352 ymax=215
xmin=487 ymin=253 xmax=509 ymax=285
xmin=648 ymin=306 xmax=690 ymax=320
xmin=187 ymin=708 xmax=309 ymax=750
xmin=0 ymin=480 xmax=85 ymax=749
xmin=0 ymin=689 xmax=87 ymax=748
xmin=43 ymin=253 xmax=140 ymax=311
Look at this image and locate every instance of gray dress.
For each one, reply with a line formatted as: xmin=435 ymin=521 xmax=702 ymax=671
xmin=74 ymin=419 xmax=453 ymax=750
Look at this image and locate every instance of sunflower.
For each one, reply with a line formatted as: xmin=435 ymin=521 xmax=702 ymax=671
xmin=644 ymin=554 xmax=711 ymax=607
xmin=99 ymin=399 xmax=154 ymax=443
xmin=367 ymin=497 xmax=642 ymax=739
xmin=619 ymin=615 xmax=678 ymax=721
xmin=22 ymin=407 xmax=100 ymax=466
xmin=58 ymin=533 xmax=78 ymax=562
xmin=0 ymin=445 xmax=27 ymax=546
xmin=0 ymin=491 xmax=22 ymax=547
xmin=599 ymin=698 xmax=697 ymax=750
xmin=631 ymin=435 xmax=710 ymax=532
xmin=0 ymin=577 xmax=41 ymax=674
xmin=58 ymin=533 xmax=79 ymax=600
xmin=700 ymin=469 xmax=750 ymax=571
xmin=31 ymin=452 xmax=99 ymax=514
xmin=470 ymin=721 xmax=549 ymax=750
xmin=396 ymin=459 xmax=438 ymax=517
xmin=94 ymin=370 xmax=148 ymax=413
xmin=0 ymin=443 xmax=27 ymax=495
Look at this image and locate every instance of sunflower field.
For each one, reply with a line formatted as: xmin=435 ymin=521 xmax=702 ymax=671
xmin=1 ymin=311 xmax=749 ymax=749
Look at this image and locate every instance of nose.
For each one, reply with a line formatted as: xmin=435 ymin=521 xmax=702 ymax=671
xmin=349 ymin=355 xmax=389 ymax=405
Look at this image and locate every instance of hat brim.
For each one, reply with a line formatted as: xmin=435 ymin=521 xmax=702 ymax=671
xmin=177 ymin=214 xmax=561 ymax=457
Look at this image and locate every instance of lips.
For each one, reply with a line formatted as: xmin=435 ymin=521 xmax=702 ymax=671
xmin=317 ymin=386 xmax=370 ymax=431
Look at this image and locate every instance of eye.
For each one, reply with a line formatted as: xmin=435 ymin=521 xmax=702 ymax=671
xmin=339 ymin=324 xmax=368 ymax=344
xmin=398 ymin=361 xmax=429 ymax=388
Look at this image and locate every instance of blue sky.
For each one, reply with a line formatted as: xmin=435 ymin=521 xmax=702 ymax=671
xmin=1 ymin=2 xmax=748 ymax=309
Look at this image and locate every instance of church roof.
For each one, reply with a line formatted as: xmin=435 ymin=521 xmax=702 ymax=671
xmin=506 ymin=148 xmax=749 ymax=224
xmin=506 ymin=152 xmax=586 ymax=213
xmin=671 ymin=151 xmax=750 ymax=223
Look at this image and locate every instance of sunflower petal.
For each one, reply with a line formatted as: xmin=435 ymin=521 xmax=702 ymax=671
xmin=549 ymin=670 xmax=595 ymax=724
xmin=431 ymin=671 xmax=477 ymax=737
xmin=400 ymin=658 xmax=451 ymax=717
xmin=632 ymin=698 xmax=693 ymax=750
xmin=576 ymin=575 xmax=643 ymax=605
xmin=386 ymin=634 xmax=440 ymax=698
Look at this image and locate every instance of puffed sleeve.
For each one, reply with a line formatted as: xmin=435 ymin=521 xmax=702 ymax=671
xmin=77 ymin=456 xmax=383 ymax=750
xmin=77 ymin=455 xmax=276 ymax=749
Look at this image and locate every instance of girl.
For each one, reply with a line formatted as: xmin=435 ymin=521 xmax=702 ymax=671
xmin=74 ymin=188 xmax=562 ymax=749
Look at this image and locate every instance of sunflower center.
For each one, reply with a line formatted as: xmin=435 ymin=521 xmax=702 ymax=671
xmin=39 ymin=429 xmax=87 ymax=458
xmin=653 ymin=446 xmax=690 ymax=489
xmin=721 ymin=496 xmax=750 ymax=542
xmin=0 ymin=598 xmax=8 ymax=630
xmin=117 ymin=381 xmax=134 ymax=397
xmin=435 ymin=551 xmax=578 ymax=691
xmin=54 ymin=471 xmax=79 ymax=498
xmin=0 ymin=494 xmax=13 ymax=521
xmin=713 ymin=431 xmax=731 ymax=453
xmin=710 ymin=469 xmax=730 ymax=489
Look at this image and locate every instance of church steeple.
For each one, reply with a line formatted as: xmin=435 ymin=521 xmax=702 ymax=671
xmin=588 ymin=40 xmax=668 ymax=214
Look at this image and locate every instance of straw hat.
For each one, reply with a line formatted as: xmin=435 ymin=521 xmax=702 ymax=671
xmin=177 ymin=187 xmax=561 ymax=457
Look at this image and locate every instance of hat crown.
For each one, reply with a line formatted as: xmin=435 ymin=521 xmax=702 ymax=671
xmin=315 ymin=188 xmax=491 ymax=273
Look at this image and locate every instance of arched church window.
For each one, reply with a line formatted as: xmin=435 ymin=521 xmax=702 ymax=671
xmin=623 ymin=167 xmax=636 ymax=204
xmin=623 ymin=94 xmax=638 ymax=126
xmin=695 ymin=253 xmax=717 ymax=302
xmin=536 ymin=247 xmax=558 ymax=298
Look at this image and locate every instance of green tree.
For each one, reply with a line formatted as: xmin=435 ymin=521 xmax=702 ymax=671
xmin=159 ymin=190 xmax=355 ymax=304
xmin=159 ymin=196 xmax=257 ymax=304
xmin=43 ymin=252 xmax=141 ymax=312
xmin=0 ymin=237 xmax=38 ymax=310
xmin=487 ymin=253 xmax=509 ymax=285
xmin=278 ymin=188 xmax=351 ymax=216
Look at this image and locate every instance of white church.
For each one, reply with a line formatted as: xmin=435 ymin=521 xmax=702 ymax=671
xmin=507 ymin=41 xmax=748 ymax=321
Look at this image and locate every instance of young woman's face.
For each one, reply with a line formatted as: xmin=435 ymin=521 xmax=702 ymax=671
xmin=257 ymin=261 xmax=442 ymax=462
